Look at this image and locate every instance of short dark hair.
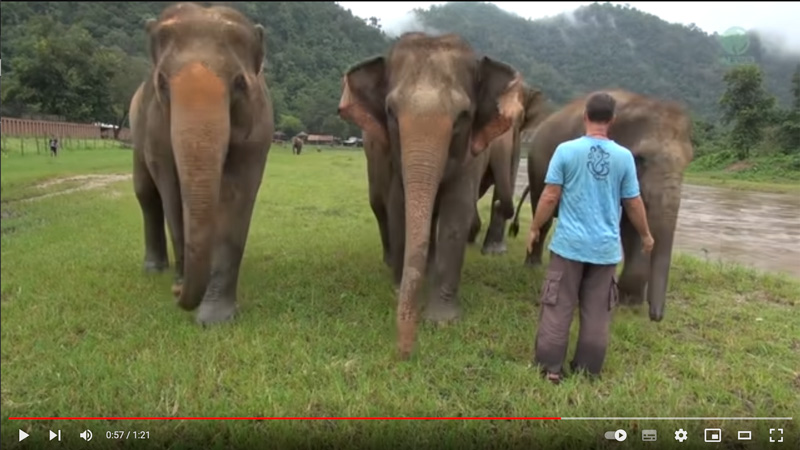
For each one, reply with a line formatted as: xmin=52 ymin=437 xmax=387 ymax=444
xmin=585 ymin=92 xmax=616 ymax=123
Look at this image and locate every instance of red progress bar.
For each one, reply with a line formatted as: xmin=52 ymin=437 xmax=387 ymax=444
xmin=9 ymin=417 xmax=561 ymax=420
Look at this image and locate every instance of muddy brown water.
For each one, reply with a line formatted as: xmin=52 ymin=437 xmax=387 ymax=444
xmin=514 ymin=159 xmax=800 ymax=278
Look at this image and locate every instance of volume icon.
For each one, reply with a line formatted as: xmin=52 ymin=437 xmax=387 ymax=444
xmin=79 ymin=429 xmax=93 ymax=441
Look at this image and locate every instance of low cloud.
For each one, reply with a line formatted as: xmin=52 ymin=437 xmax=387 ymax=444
xmin=382 ymin=10 xmax=442 ymax=38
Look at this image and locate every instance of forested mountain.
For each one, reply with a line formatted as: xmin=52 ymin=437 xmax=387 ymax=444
xmin=415 ymin=2 xmax=798 ymax=120
xmin=0 ymin=1 xmax=797 ymax=136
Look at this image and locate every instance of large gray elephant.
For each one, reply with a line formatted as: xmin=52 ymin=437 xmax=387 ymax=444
xmin=509 ymin=89 xmax=694 ymax=322
xmin=130 ymin=3 xmax=274 ymax=324
xmin=292 ymin=136 xmax=303 ymax=155
xmin=467 ymin=85 xmax=550 ymax=255
xmin=338 ymin=32 xmax=527 ymax=359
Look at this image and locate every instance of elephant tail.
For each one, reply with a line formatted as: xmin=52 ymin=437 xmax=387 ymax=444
xmin=508 ymin=184 xmax=530 ymax=238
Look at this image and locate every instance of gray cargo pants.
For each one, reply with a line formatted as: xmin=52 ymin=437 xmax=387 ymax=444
xmin=533 ymin=251 xmax=619 ymax=376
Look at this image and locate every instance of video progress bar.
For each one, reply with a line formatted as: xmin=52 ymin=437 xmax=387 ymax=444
xmin=561 ymin=417 xmax=792 ymax=420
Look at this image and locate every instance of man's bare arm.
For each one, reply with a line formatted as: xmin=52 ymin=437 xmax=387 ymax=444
xmin=622 ymin=196 xmax=652 ymax=239
xmin=531 ymin=184 xmax=562 ymax=230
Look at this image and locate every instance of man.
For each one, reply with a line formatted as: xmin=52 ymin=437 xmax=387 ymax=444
xmin=49 ymin=137 xmax=59 ymax=157
xmin=527 ymin=92 xmax=654 ymax=384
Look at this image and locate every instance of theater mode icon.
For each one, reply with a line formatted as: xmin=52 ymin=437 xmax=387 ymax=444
xmin=737 ymin=430 xmax=752 ymax=440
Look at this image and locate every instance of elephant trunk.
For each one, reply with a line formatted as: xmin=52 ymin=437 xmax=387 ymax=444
xmin=647 ymin=171 xmax=684 ymax=322
xmin=169 ymin=62 xmax=230 ymax=311
xmin=395 ymin=116 xmax=450 ymax=358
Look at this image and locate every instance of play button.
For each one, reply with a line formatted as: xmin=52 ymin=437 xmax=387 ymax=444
xmin=615 ymin=429 xmax=627 ymax=441
xmin=19 ymin=429 xmax=29 ymax=441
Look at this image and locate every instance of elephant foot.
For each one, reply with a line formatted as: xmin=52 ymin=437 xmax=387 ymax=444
xmin=481 ymin=242 xmax=507 ymax=255
xmin=524 ymin=254 xmax=543 ymax=267
xmin=618 ymin=291 xmax=645 ymax=306
xmin=143 ymin=258 xmax=168 ymax=273
xmin=196 ymin=299 xmax=238 ymax=325
xmin=171 ymin=281 xmax=183 ymax=298
xmin=649 ymin=304 xmax=664 ymax=322
xmin=423 ymin=298 xmax=461 ymax=324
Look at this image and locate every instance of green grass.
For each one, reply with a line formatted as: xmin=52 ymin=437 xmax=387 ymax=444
xmin=686 ymin=152 xmax=800 ymax=194
xmin=2 ymin=141 xmax=798 ymax=449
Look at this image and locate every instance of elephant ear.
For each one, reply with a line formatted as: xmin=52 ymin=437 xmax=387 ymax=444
xmin=337 ymin=56 xmax=389 ymax=147
xmin=520 ymin=87 xmax=549 ymax=132
xmin=471 ymin=56 xmax=525 ymax=155
xmin=145 ymin=18 xmax=160 ymax=65
xmin=253 ymin=24 xmax=266 ymax=75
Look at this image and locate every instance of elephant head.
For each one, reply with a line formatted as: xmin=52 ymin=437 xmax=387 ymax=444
xmin=518 ymin=85 xmax=550 ymax=133
xmin=145 ymin=3 xmax=267 ymax=310
xmin=338 ymin=33 xmax=525 ymax=357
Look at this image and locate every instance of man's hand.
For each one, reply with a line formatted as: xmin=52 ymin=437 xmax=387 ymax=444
xmin=527 ymin=226 xmax=540 ymax=253
xmin=641 ymin=233 xmax=654 ymax=254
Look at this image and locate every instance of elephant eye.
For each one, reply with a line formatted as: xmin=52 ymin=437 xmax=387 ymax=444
xmin=233 ymin=74 xmax=248 ymax=92
xmin=157 ymin=72 xmax=170 ymax=99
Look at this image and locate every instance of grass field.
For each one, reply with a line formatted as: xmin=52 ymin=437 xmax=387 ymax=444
xmin=684 ymin=152 xmax=800 ymax=194
xmin=1 ymin=140 xmax=798 ymax=449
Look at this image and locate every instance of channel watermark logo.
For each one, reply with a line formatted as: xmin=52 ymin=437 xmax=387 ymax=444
xmin=718 ymin=27 xmax=756 ymax=65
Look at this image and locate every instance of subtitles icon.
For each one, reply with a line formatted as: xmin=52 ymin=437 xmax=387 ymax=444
xmin=642 ymin=429 xmax=657 ymax=441
xmin=604 ymin=429 xmax=627 ymax=441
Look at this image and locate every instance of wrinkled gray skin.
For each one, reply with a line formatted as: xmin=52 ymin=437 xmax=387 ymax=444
xmin=339 ymin=32 xmax=527 ymax=358
xmin=509 ymin=90 xmax=693 ymax=322
xmin=292 ymin=136 xmax=303 ymax=155
xmin=467 ymin=85 xmax=549 ymax=255
xmin=130 ymin=2 xmax=273 ymax=324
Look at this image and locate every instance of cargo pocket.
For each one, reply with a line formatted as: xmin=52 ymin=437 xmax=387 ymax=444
xmin=540 ymin=271 xmax=563 ymax=306
xmin=609 ymin=275 xmax=619 ymax=311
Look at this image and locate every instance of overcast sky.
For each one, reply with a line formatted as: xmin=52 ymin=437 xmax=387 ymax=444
xmin=336 ymin=1 xmax=800 ymax=52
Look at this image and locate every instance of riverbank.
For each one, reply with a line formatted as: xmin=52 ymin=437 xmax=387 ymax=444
xmin=685 ymin=153 xmax=800 ymax=194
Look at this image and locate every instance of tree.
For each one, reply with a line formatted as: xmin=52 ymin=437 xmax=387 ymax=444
xmin=277 ymin=114 xmax=305 ymax=137
xmin=106 ymin=48 xmax=150 ymax=137
xmin=2 ymin=16 xmax=118 ymax=123
xmin=719 ymin=64 xmax=777 ymax=160
xmin=776 ymin=64 xmax=800 ymax=154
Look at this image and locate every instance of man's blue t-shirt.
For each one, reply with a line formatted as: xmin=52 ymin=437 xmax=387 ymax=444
xmin=545 ymin=136 xmax=640 ymax=265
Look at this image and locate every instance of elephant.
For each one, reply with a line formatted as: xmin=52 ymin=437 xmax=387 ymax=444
xmin=338 ymin=32 xmax=528 ymax=358
xmin=362 ymin=129 xmax=395 ymax=270
xmin=292 ymin=136 xmax=303 ymax=155
xmin=130 ymin=2 xmax=274 ymax=324
xmin=466 ymin=85 xmax=550 ymax=255
xmin=508 ymin=89 xmax=694 ymax=322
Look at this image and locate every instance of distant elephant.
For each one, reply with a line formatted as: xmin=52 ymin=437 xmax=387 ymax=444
xmin=467 ymin=85 xmax=550 ymax=255
xmin=509 ymin=90 xmax=694 ymax=322
xmin=130 ymin=3 xmax=274 ymax=324
xmin=292 ymin=136 xmax=303 ymax=155
xmin=338 ymin=32 xmax=527 ymax=358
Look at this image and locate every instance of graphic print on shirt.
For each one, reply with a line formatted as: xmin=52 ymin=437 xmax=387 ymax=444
xmin=586 ymin=144 xmax=611 ymax=181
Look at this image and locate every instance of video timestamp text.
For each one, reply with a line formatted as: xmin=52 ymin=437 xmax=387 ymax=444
xmin=106 ymin=431 xmax=150 ymax=440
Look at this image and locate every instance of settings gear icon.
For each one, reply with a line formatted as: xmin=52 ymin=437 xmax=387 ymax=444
xmin=674 ymin=428 xmax=689 ymax=442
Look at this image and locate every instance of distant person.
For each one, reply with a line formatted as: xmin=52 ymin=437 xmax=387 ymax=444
xmin=526 ymin=92 xmax=654 ymax=384
xmin=49 ymin=138 xmax=59 ymax=157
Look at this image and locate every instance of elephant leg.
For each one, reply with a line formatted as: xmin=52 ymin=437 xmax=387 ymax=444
xmin=524 ymin=179 xmax=551 ymax=266
xmin=467 ymin=206 xmax=481 ymax=244
xmin=387 ymin=174 xmax=405 ymax=288
xmin=196 ymin=148 xmax=267 ymax=325
xmin=369 ymin=192 xmax=392 ymax=267
xmin=134 ymin=152 xmax=168 ymax=273
xmin=618 ymin=213 xmax=649 ymax=305
xmin=155 ymin=166 xmax=185 ymax=297
xmin=481 ymin=188 xmax=509 ymax=255
xmin=424 ymin=177 xmax=474 ymax=323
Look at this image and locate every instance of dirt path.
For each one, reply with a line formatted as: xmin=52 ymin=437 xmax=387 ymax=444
xmin=20 ymin=174 xmax=131 ymax=203
xmin=515 ymin=159 xmax=800 ymax=278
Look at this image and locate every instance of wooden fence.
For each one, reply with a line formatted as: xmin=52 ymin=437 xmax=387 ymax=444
xmin=1 ymin=116 xmax=131 ymax=154
xmin=1 ymin=117 xmax=131 ymax=140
